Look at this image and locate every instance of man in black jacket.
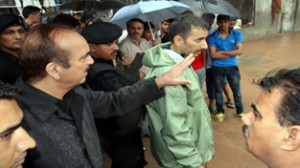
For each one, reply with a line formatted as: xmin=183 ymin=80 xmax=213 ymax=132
xmin=17 ymin=24 xmax=195 ymax=168
xmin=0 ymin=14 xmax=26 ymax=84
xmin=82 ymin=21 xmax=147 ymax=168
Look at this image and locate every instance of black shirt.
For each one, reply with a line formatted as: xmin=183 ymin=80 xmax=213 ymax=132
xmin=15 ymin=75 xmax=164 ymax=168
xmin=0 ymin=49 xmax=21 ymax=84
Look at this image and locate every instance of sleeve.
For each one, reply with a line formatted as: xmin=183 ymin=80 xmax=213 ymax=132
xmin=90 ymin=71 xmax=124 ymax=91
xmin=119 ymin=41 xmax=130 ymax=58
xmin=207 ymin=33 xmax=216 ymax=47
xmin=157 ymin=85 xmax=203 ymax=167
xmin=81 ymin=77 xmax=165 ymax=119
xmin=235 ymin=30 xmax=244 ymax=43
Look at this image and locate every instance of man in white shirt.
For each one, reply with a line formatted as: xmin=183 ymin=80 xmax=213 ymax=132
xmin=119 ymin=18 xmax=152 ymax=79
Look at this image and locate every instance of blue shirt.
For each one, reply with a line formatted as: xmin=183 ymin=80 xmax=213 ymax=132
xmin=207 ymin=29 xmax=243 ymax=67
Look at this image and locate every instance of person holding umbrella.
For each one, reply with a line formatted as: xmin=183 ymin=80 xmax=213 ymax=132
xmin=142 ymin=22 xmax=160 ymax=46
xmin=119 ymin=18 xmax=152 ymax=80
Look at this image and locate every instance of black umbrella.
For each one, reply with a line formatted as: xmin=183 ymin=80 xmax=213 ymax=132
xmin=60 ymin=0 xmax=125 ymax=11
xmin=180 ymin=0 xmax=240 ymax=18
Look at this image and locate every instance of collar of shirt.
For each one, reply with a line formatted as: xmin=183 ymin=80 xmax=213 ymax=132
xmin=127 ymin=36 xmax=144 ymax=46
xmin=92 ymin=56 xmax=114 ymax=66
xmin=16 ymin=77 xmax=75 ymax=122
xmin=214 ymin=28 xmax=234 ymax=38
xmin=163 ymin=48 xmax=185 ymax=63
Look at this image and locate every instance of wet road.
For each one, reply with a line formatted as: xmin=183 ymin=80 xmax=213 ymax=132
xmin=104 ymin=32 xmax=300 ymax=168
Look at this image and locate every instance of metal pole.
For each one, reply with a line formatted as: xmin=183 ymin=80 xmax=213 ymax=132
xmin=0 ymin=6 xmax=20 ymax=8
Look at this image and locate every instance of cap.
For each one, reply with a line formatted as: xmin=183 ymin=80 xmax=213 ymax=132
xmin=81 ymin=21 xmax=122 ymax=44
xmin=0 ymin=14 xmax=24 ymax=33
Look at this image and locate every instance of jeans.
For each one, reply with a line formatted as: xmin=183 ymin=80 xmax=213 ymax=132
xmin=195 ymin=67 xmax=206 ymax=89
xmin=206 ymin=68 xmax=215 ymax=100
xmin=212 ymin=66 xmax=243 ymax=114
xmin=206 ymin=68 xmax=228 ymax=100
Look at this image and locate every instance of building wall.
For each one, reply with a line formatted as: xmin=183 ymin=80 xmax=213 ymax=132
xmin=240 ymin=0 xmax=300 ymax=41
xmin=239 ymin=0 xmax=279 ymax=41
xmin=294 ymin=0 xmax=300 ymax=31
xmin=280 ymin=0 xmax=296 ymax=32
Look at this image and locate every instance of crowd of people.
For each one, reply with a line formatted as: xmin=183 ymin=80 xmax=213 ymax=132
xmin=0 ymin=6 xmax=300 ymax=168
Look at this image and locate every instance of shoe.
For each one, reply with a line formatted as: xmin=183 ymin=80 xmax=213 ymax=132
xmin=237 ymin=113 xmax=244 ymax=119
xmin=209 ymin=106 xmax=217 ymax=114
xmin=215 ymin=113 xmax=225 ymax=122
xmin=225 ymin=101 xmax=236 ymax=108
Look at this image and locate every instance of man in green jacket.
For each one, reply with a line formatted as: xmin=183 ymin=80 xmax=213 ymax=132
xmin=143 ymin=14 xmax=215 ymax=168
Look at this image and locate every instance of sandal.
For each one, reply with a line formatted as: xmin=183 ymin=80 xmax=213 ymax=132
xmin=225 ymin=101 xmax=236 ymax=108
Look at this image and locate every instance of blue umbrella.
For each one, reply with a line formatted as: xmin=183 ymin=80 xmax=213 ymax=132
xmin=110 ymin=0 xmax=190 ymax=30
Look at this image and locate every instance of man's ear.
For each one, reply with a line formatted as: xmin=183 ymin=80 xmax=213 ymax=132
xmin=280 ymin=126 xmax=300 ymax=151
xmin=173 ymin=35 xmax=184 ymax=47
xmin=89 ymin=43 xmax=96 ymax=53
xmin=45 ymin=62 xmax=61 ymax=80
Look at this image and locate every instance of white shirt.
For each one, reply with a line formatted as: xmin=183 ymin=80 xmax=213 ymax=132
xmin=119 ymin=36 xmax=152 ymax=74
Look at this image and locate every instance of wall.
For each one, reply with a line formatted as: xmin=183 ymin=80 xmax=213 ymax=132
xmin=184 ymin=0 xmax=282 ymax=41
xmin=280 ymin=0 xmax=296 ymax=32
xmin=239 ymin=0 xmax=279 ymax=41
xmin=294 ymin=0 xmax=300 ymax=31
xmin=239 ymin=0 xmax=300 ymax=41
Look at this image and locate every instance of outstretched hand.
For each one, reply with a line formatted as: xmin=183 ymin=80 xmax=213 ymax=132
xmin=155 ymin=53 xmax=195 ymax=88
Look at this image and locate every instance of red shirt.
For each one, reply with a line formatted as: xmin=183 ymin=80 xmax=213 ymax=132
xmin=192 ymin=52 xmax=204 ymax=70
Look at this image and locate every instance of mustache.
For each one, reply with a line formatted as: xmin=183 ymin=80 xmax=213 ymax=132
xmin=242 ymin=125 xmax=248 ymax=138
xmin=112 ymin=50 xmax=118 ymax=55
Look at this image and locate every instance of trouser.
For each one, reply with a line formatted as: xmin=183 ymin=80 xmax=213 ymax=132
xmin=206 ymin=68 xmax=215 ymax=100
xmin=212 ymin=66 xmax=243 ymax=114
xmin=109 ymin=129 xmax=147 ymax=168
xmin=206 ymin=68 xmax=228 ymax=100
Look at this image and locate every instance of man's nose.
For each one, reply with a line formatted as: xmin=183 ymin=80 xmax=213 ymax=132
xmin=14 ymin=32 xmax=22 ymax=39
xmin=242 ymin=112 xmax=254 ymax=125
xmin=113 ymin=43 xmax=119 ymax=50
xmin=87 ymin=55 xmax=94 ymax=65
xmin=200 ymin=40 xmax=208 ymax=50
xmin=17 ymin=127 xmax=36 ymax=152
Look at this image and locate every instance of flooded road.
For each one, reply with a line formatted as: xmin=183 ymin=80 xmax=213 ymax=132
xmin=104 ymin=32 xmax=300 ymax=168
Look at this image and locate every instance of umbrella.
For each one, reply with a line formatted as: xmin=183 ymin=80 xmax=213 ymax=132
xmin=60 ymin=0 xmax=125 ymax=11
xmin=179 ymin=0 xmax=240 ymax=18
xmin=110 ymin=0 xmax=190 ymax=30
